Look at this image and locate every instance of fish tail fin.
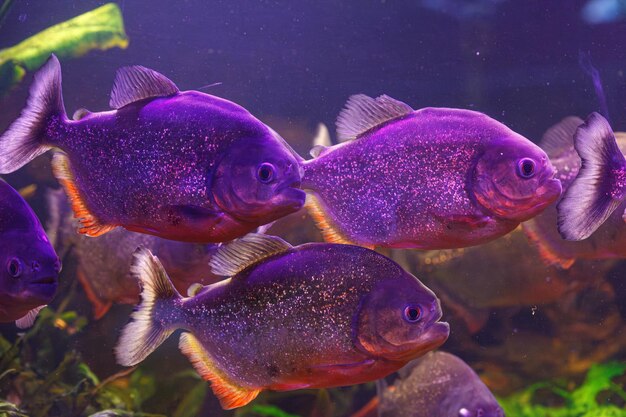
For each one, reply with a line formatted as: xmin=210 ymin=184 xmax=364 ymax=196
xmin=0 ymin=55 xmax=67 ymax=173
xmin=557 ymin=112 xmax=626 ymax=240
xmin=115 ymin=247 xmax=182 ymax=366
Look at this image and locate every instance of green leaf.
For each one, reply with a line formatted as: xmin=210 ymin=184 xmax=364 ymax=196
xmin=78 ymin=363 xmax=101 ymax=386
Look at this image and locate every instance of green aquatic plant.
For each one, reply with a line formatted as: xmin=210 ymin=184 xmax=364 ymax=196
xmin=500 ymin=362 xmax=626 ymax=417
xmin=0 ymin=301 xmax=206 ymax=417
xmin=0 ymin=2 xmax=128 ymax=94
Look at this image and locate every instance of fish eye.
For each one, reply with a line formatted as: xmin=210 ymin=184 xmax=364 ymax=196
xmin=517 ymin=158 xmax=536 ymax=179
xmin=458 ymin=408 xmax=472 ymax=417
xmin=403 ymin=305 xmax=422 ymax=323
xmin=7 ymin=258 xmax=22 ymax=278
xmin=257 ymin=163 xmax=275 ymax=184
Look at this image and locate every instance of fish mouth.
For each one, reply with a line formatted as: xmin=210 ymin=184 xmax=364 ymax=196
xmin=31 ymin=275 xmax=57 ymax=285
xmin=538 ymin=178 xmax=562 ymax=202
xmin=278 ymin=182 xmax=306 ymax=209
xmin=386 ymin=321 xmax=450 ymax=362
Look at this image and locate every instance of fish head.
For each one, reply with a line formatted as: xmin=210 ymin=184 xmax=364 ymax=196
xmin=0 ymin=230 xmax=61 ymax=305
xmin=354 ymin=272 xmax=449 ymax=363
xmin=212 ymin=136 xmax=305 ymax=224
xmin=472 ymin=134 xmax=562 ymax=222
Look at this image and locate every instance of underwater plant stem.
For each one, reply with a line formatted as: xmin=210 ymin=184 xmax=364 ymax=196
xmin=0 ymin=0 xmax=13 ymax=30
xmin=92 ymin=366 xmax=137 ymax=394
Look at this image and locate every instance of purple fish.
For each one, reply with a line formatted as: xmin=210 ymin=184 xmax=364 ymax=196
xmin=115 ymin=234 xmax=449 ymax=409
xmin=523 ymin=116 xmax=626 ymax=266
xmin=302 ymin=95 xmax=561 ymax=249
xmin=378 ymin=351 xmax=504 ymax=417
xmin=557 ymin=112 xmax=626 ymax=241
xmin=0 ymin=55 xmax=304 ymax=242
xmin=0 ymin=179 xmax=61 ymax=328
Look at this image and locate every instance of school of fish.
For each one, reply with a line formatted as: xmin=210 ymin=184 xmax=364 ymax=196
xmin=2 ymin=53 xmax=620 ymax=415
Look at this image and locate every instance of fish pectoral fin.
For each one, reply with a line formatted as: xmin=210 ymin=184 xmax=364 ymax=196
xmin=439 ymin=213 xmax=491 ymax=230
xmin=109 ymin=65 xmax=179 ymax=109
xmin=178 ymin=332 xmax=260 ymax=409
xmin=76 ymin=268 xmax=113 ymax=319
xmin=161 ymin=204 xmax=221 ymax=225
xmin=305 ymin=194 xmax=364 ymax=247
xmin=15 ymin=305 xmax=46 ymax=329
xmin=51 ymin=152 xmax=117 ymax=237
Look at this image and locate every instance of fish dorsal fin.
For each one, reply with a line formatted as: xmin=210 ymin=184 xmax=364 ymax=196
xmin=539 ymin=116 xmax=584 ymax=159
xmin=110 ymin=66 xmax=179 ymax=109
xmin=336 ymin=94 xmax=413 ymax=142
xmin=209 ymin=233 xmax=292 ymax=277
xmin=179 ymin=332 xmax=260 ymax=409
xmin=310 ymin=123 xmax=332 ymax=158
xmin=15 ymin=305 xmax=46 ymax=329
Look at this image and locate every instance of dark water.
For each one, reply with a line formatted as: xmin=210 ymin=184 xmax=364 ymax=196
xmin=1 ymin=1 xmax=626 ymax=416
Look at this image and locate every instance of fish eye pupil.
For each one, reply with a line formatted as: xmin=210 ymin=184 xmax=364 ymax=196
xmin=403 ymin=305 xmax=422 ymax=322
xmin=7 ymin=258 xmax=21 ymax=278
xmin=257 ymin=163 xmax=275 ymax=183
xmin=517 ymin=158 xmax=535 ymax=178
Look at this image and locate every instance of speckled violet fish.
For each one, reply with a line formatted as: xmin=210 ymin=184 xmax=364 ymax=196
xmin=557 ymin=112 xmax=626 ymax=241
xmin=0 ymin=179 xmax=61 ymax=328
xmin=302 ymin=95 xmax=562 ymax=249
xmin=0 ymin=55 xmax=305 ymax=242
xmin=523 ymin=116 xmax=626 ymax=268
xmin=371 ymin=351 xmax=504 ymax=417
xmin=46 ymin=188 xmax=220 ymax=319
xmin=115 ymin=234 xmax=449 ymax=410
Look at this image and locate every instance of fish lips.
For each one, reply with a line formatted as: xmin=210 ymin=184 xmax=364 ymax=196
xmin=24 ymin=275 xmax=58 ymax=300
xmin=386 ymin=321 xmax=450 ymax=363
xmin=275 ymin=181 xmax=306 ymax=211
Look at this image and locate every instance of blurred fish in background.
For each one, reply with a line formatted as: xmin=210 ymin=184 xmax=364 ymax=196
xmin=46 ymin=188 xmax=220 ymax=319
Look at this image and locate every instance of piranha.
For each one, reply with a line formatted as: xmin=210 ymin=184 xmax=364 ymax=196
xmin=523 ymin=116 xmax=626 ymax=267
xmin=46 ymin=189 xmax=220 ymax=319
xmin=115 ymin=234 xmax=449 ymax=409
xmin=302 ymin=95 xmax=562 ymax=249
xmin=411 ymin=228 xmax=613 ymax=334
xmin=0 ymin=55 xmax=305 ymax=242
xmin=557 ymin=112 xmax=626 ymax=241
xmin=0 ymin=179 xmax=61 ymax=327
xmin=351 ymin=351 xmax=504 ymax=417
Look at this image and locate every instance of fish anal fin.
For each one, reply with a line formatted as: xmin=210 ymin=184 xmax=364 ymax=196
xmin=76 ymin=268 xmax=112 ymax=319
xmin=110 ymin=65 xmax=179 ymax=109
xmin=179 ymin=332 xmax=260 ymax=409
xmin=305 ymin=194 xmax=364 ymax=247
xmin=51 ymin=152 xmax=117 ymax=237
